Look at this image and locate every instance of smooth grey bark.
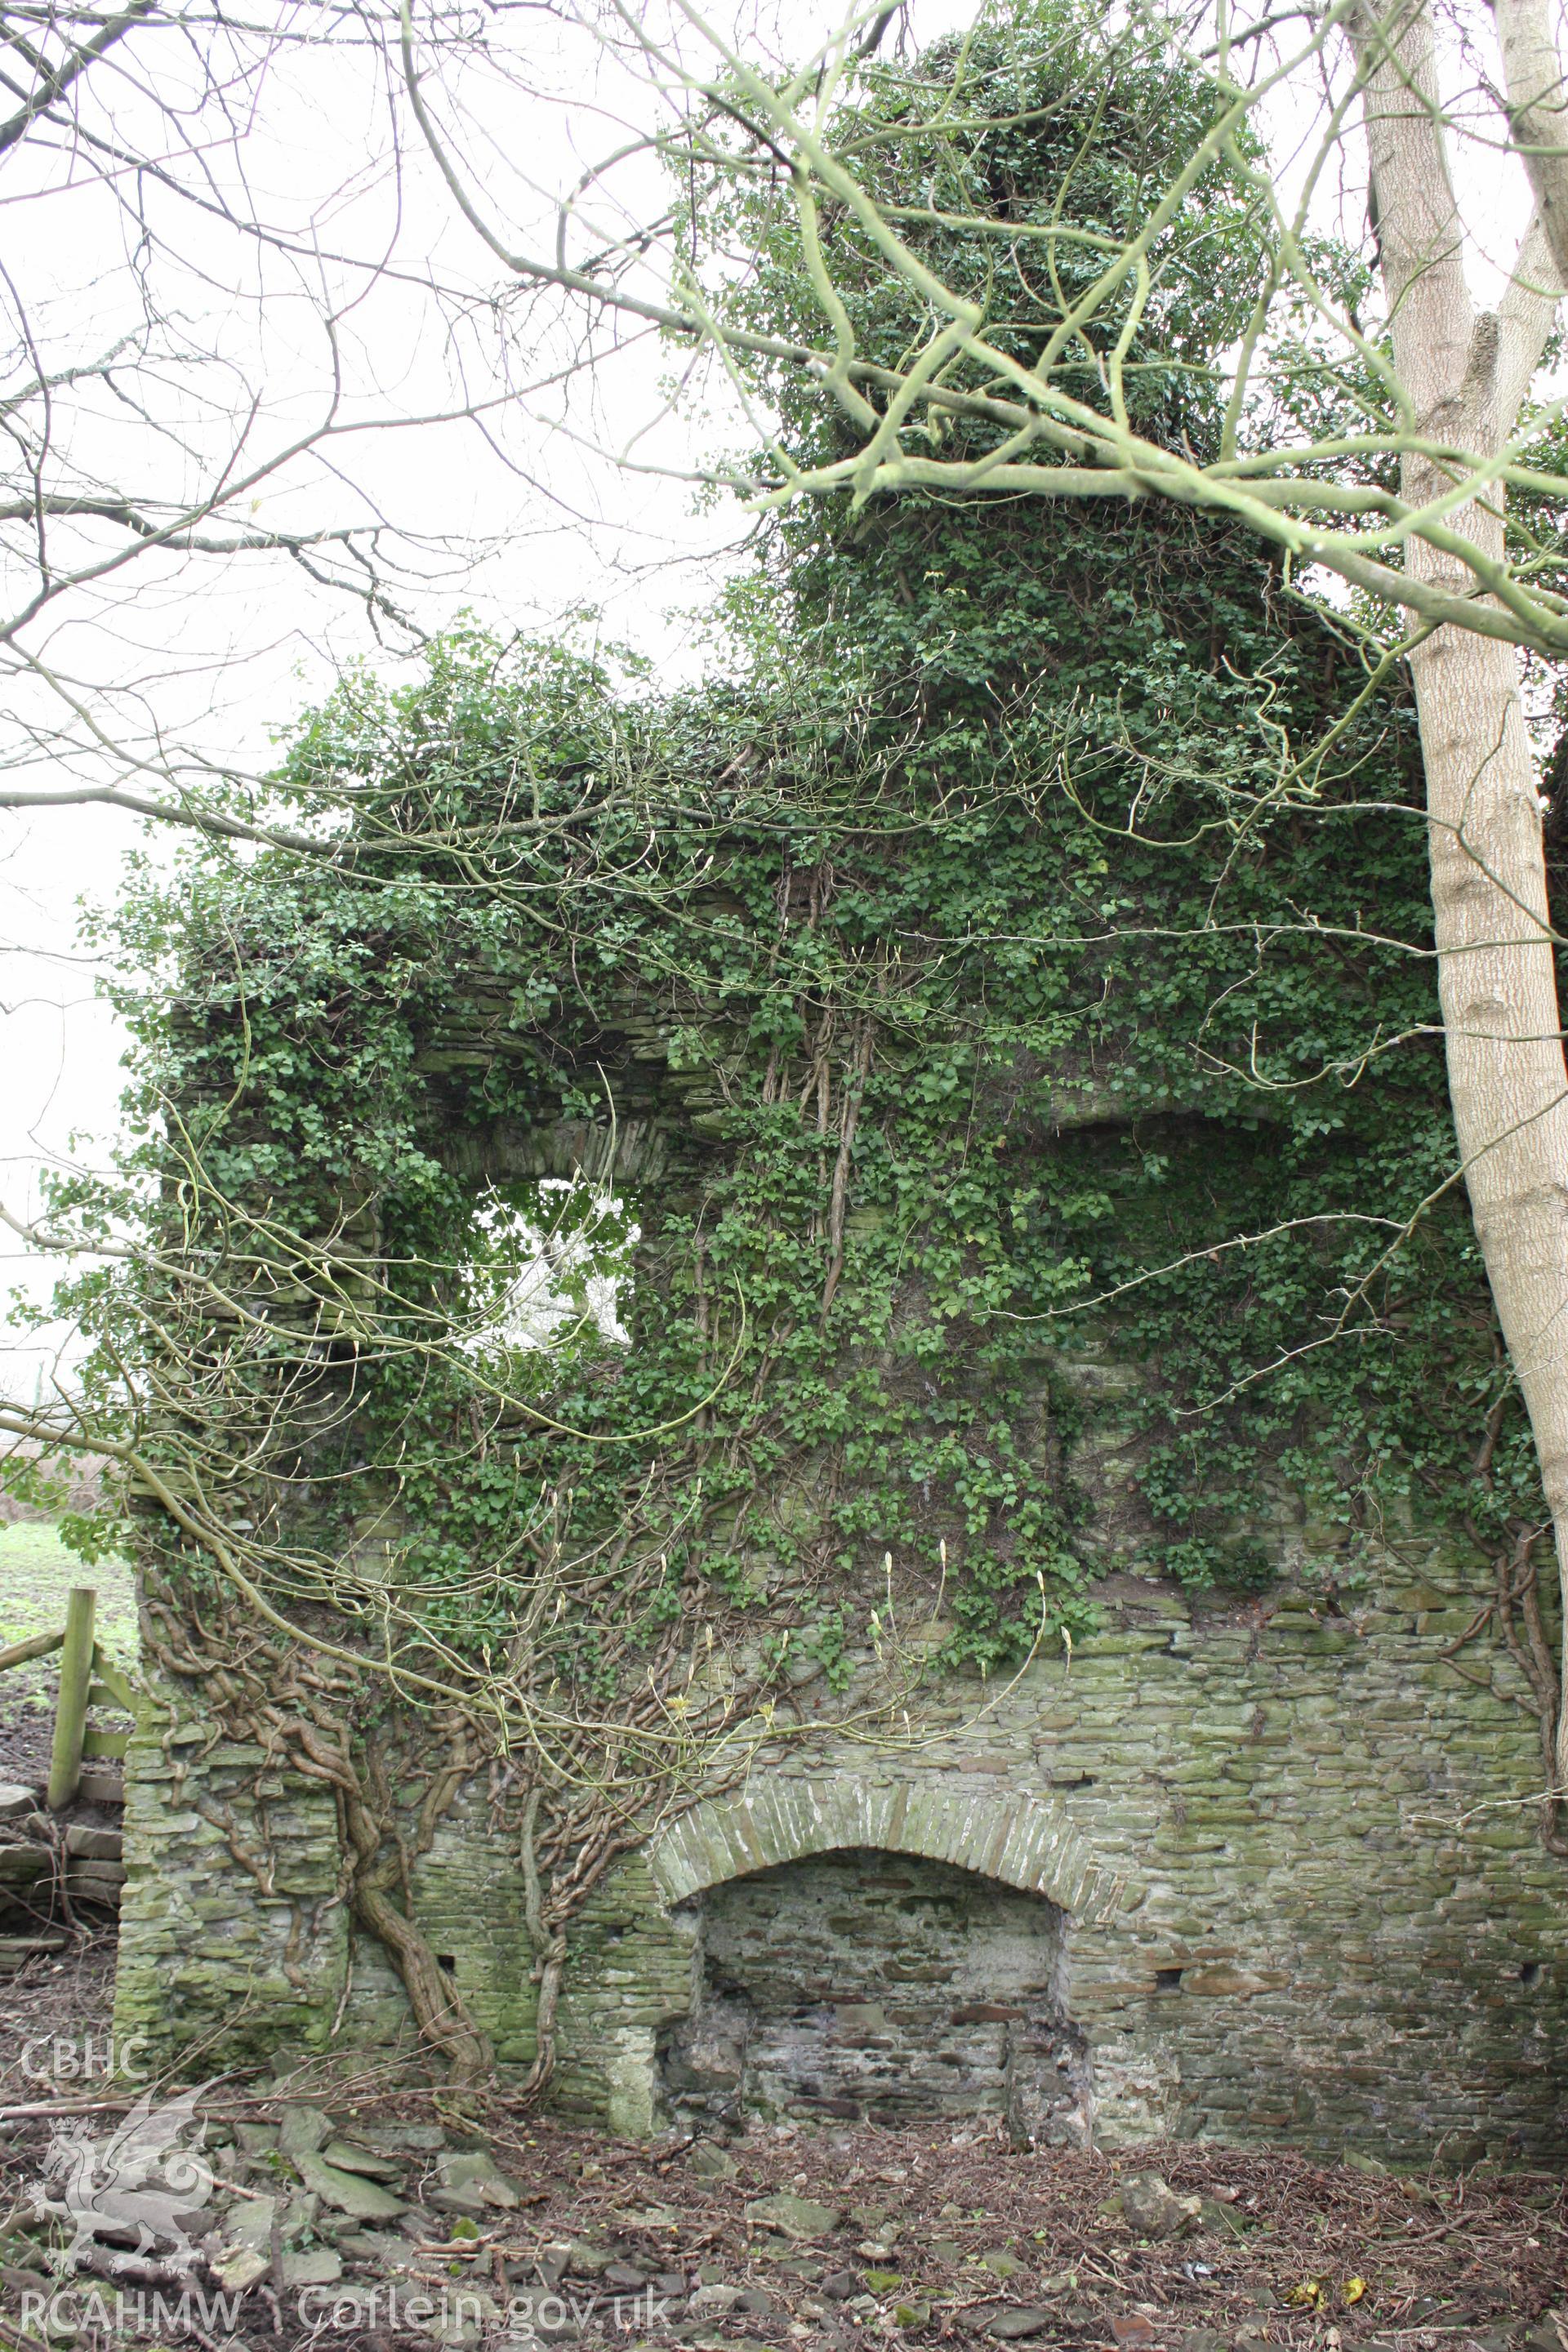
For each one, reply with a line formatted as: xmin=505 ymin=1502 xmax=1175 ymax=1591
xmin=1354 ymin=0 xmax=1568 ymax=1782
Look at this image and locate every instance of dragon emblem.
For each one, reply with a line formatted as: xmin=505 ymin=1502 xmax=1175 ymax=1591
xmin=30 ymin=2084 xmax=214 ymax=2271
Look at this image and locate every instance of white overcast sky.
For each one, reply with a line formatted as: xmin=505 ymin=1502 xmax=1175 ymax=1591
xmin=0 ymin=0 xmax=777 ymax=1394
xmin=0 ymin=0 xmax=1538 ymax=1398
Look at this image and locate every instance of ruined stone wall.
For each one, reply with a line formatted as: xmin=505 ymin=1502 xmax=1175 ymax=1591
xmin=115 ymin=1560 xmax=1568 ymax=2164
xmin=96 ymin=417 xmax=1556 ymax=2168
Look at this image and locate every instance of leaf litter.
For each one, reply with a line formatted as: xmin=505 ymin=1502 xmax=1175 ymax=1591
xmin=0 ymin=1996 xmax=1561 ymax=2352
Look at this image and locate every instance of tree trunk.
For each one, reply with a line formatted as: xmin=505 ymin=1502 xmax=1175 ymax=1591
xmin=1354 ymin=0 xmax=1568 ymax=1788
xmin=1409 ymin=581 xmax=1568 ymax=1783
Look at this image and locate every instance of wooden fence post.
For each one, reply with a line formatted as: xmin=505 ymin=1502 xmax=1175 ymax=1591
xmin=47 ymin=1587 xmax=96 ymax=1811
xmin=0 ymin=1628 xmax=64 ymax=1674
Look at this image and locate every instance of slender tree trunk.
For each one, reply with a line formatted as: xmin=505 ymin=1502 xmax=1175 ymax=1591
xmin=1355 ymin=0 xmax=1568 ymax=1784
xmin=1410 ymin=581 xmax=1568 ymax=1781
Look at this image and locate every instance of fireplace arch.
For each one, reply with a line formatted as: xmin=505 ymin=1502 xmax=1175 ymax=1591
xmin=647 ymin=1775 xmax=1133 ymax=2143
xmin=647 ymin=1773 xmax=1133 ymax=1922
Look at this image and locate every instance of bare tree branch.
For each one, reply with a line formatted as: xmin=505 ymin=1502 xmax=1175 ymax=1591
xmin=0 ymin=0 xmax=154 ymax=160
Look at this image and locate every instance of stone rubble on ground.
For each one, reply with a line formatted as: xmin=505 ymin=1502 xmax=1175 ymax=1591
xmin=0 ymin=2079 xmax=1560 ymax=2351
xmin=1115 ymin=2170 xmax=1207 ymax=2241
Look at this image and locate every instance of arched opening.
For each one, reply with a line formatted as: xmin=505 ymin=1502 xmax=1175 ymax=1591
xmin=658 ymin=1845 xmax=1089 ymax=2144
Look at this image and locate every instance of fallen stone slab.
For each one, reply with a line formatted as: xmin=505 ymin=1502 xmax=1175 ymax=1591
xmin=1118 ymin=2173 xmax=1202 ymax=2242
xmin=963 ymin=2307 xmax=1061 ymax=2341
xmin=550 ymin=2239 xmax=617 ymax=2279
xmin=215 ymin=2191 xmax=277 ymax=2255
xmin=434 ymin=2147 xmax=520 ymax=2208
xmin=293 ymin=2149 xmax=406 ymax=2221
xmin=689 ymin=2283 xmax=745 ymax=2315
xmin=333 ymin=2228 xmax=418 ymax=2269
xmin=281 ymin=2245 xmax=343 ymax=2288
xmin=208 ymin=2244 xmax=269 ymax=2293
xmin=396 ymin=2207 xmax=443 ymax=2243
xmin=321 ymin=2137 xmax=405 ymax=2180
xmin=429 ymin=2186 xmax=488 ymax=2219
xmin=278 ymin=2105 xmax=332 ymax=2161
xmin=359 ymin=2122 xmax=446 ymax=2152
xmin=744 ymin=2192 xmax=843 ymax=2241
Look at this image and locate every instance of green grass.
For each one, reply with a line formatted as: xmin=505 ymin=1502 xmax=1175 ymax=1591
xmin=0 ymin=1524 xmax=139 ymax=1704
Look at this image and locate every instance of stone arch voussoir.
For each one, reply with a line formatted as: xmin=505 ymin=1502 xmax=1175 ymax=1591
xmin=647 ymin=1775 xmax=1134 ymax=1925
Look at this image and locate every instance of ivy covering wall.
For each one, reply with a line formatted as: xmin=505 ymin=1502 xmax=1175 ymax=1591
xmin=59 ymin=495 xmax=1541 ymax=1682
